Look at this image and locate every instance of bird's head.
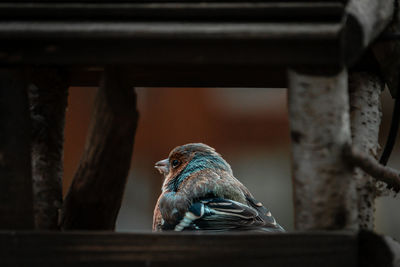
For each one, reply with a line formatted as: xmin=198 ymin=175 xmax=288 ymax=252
xmin=155 ymin=143 xmax=232 ymax=192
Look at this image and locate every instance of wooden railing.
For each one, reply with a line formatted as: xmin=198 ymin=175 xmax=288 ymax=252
xmin=0 ymin=1 xmax=399 ymax=266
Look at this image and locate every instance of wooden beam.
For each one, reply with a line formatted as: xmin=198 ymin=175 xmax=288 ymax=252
xmin=288 ymin=68 xmax=357 ymax=230
xmin=349 ymin=72 xmax=383 ymax=230
xmin=358 ymin=230 xmax=400 ymax=267
xmin=0 ymin=1 xmax=347 ymax=89
xmin=28 ymin=68 xmax=69 ymax=230
xmin=343 ymin=145 xmax=400 ymax=193
xmin=0 ymin=68 xmax=33 ymax=229
xmin=345 ymin=0 xmax=394 ymax=65
xmin=61 ymin=67 xmax=139 ymax=230
xmin=0 ymin=231 xmax=357 ymax=267
xmin=372 ymin=7 xmax=400 ymax=98
xmin=0 ymin=22 xmax=343 ymax=67
xmin=0 ymin=2 xmax=346 ymax=21
xmin=0 ymin=230 xmax=398 ymax=266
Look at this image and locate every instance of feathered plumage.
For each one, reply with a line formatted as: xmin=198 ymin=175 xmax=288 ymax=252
xmin=153 ymin=143 xmax=284 ymax=232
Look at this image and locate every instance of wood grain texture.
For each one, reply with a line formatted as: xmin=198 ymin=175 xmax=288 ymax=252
xmin=288 ymin=68 xmax=357 ymax=230
xmin=61 ymin=67 xmax=138 ymax=230
xmin=0 ymin=1 xmax=347 ymax=88
xmin=0 ymin=231 xmax=357 ymax=267
xmin=349 ymin=72 xmax=383 ymax=229
xmin=0 ymin=2 xmax=345 ymax=68
xmin=0 ymin=68 xmax=34 ymax=230
xmin=358 ymin=230 xmax=398 ymax=267
xmin=343 ymin=145 xmax=400 ymax=193
xmin=373 ymin=5 xmax=400 ymax=98
xmin=0 ymin=2 xmax=345 ymax=21
xmin=345 ymin=0 xmax=394 ymax=65
xmin=0 ymin=22 xmax=342 ymax=68
xmin=28 ymin=68 xmax=69 ymax=230
xmin=0 ymin=230 xmax=399 ymax=267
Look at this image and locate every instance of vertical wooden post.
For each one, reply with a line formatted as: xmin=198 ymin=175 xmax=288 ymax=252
xmin=349 ymin=72 xmax=383 ymax=229
xmin=29 ymin=68 xmax=69 ymax=230
xmin=288 ymin=68 xmax=357 ymax=230
xmin=0 ymin=68 xmax=34 ymax=229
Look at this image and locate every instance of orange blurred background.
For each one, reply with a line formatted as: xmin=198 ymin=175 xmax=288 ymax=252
xmin=63 ymin=86 xmax=400 ymax=237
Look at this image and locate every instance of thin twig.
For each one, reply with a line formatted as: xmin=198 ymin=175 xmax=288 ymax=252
xmin=343 ymin=145 xmax=400 ymax=193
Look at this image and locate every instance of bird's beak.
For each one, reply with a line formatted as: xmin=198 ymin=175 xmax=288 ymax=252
xmin=155 ymin=159 xmax=169 ymax=175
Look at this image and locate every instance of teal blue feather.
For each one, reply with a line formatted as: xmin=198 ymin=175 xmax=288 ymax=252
xmin=168 ymin=153 xmax=231 ymax=192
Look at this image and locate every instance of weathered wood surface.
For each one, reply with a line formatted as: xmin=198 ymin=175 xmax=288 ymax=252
xmin=0 ymin=22 xmax=343 ymax=68
xmin=0 ymin=69 xmax=34 ymax=230
xmin=0 ymin=0 xmax=371 ymax=89
xmin=373 ymin=5 xmax=400 ymax=98
xmin=28 ymin=68 xmax=69 ymax=230
xmin=383 ymin=235 xmax=400 ymax=267
xmin=0 ymin=2 xmax=345 ymax=68
xmin=0 ymin=2 xmax=346 ymax=21
xmin=0 ymin=1 xmax=394 ymax=88
xmin=344 ymin=145 xmax=400 ymax=193
xmin=0 ymin=231 xmax=357 ymax=267
xmin=359 ymin=230 xmax=400 ymax=267
xmin=349 ymin=72 xmax=383 ymax=229
xmin=61 ymin=67 xmax=139 ymax=230
xmin=345 ymin=0 xmax=394 ymax=64
xmin=288 ymin=69 xmax=357 ymax=230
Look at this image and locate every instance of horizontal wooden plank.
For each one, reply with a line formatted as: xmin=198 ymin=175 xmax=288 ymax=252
xmin=0 ymin=22 xmax=342 ymax=40
xmin=0 ymin=1 xmax=349 ymax=71
xmin=0 ymin=22 xmax=343 ymax=67
xmin=0 ymin=2 xmax=345 ymax=22
xmin=0 ymin=1 xmax=346 ymax=68
xmin=0 ymin=0 xmax=349 ymax=3
xmin=0 ymin=0 xmax=358 ymax=74
xmin=0 ymin=231 xmax=357 ymax=267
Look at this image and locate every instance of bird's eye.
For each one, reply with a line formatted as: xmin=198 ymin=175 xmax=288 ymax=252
xmin=171 ymin=159 xmax=181 ymax=168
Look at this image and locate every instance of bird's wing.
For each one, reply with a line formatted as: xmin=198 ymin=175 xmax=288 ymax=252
xmin=244 ymin=195 xmax=284 ymax=231
xmin=173 ymin=198 xmax=285 ymax=232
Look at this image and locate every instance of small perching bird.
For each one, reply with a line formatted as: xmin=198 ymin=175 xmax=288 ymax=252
xmin=153 ymin=143 xmax=285 ymax=232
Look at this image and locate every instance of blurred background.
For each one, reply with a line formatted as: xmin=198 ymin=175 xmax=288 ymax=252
xmin=63 ymin=86 xmax=400 ymax=239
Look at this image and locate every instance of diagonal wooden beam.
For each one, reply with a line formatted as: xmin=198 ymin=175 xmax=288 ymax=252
xmin=61 ymin=67 xmax=139 ymax=230
xmin=28 ymin=68 xmax=69 ymax=230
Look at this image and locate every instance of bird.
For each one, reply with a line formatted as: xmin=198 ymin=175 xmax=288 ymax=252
xmin=153 ymin=143 xmax=285 ymax=233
